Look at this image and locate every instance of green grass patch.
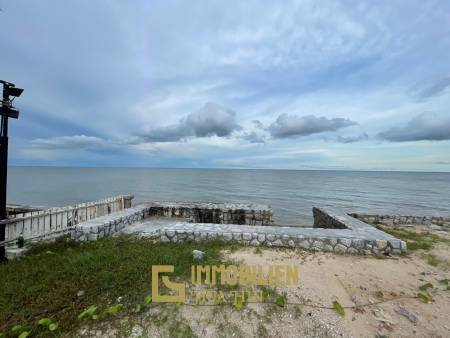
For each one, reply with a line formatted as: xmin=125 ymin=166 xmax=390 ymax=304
xmin=168 ymin=319 xmax=196 ymax=338
xmin=421 ymin=253 xmax=450 ymax=268
xmin=0 ymin=235 xmax=229 ymax=335
xmin=375 ymin=225 xmax=450 ymax=252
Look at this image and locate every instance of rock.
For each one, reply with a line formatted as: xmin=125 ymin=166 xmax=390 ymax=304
xmin=334 ymin=244 xmax=347 ymax=253
xmin=396 ymin=307 xmax=418 ymax=323
xmin=273 ymin=239 xmax=283 ymax=246
xmin=347 ymin=247 xmax=358 ymax=254
xmin=242 ymin=233 xmax=252 ymax=240
xmin=250 ymin=239 xmax=259 ymax=246
xmin=266 ymin=234 xmax=276 ymax=242
xmin=312 ymin=240 xmax=324 ymax=250
xmin=130 ymin=325 xmax=143 ymax=338
xmin=323 ymin=244 xmax=333 ymax=252
xmin=351 ymin=295 xmax=361 ymax=306
xmin=299 ymin=240 xmax=310 ymax=250
xmin=77 ymin=290 xmax=85 ymax=297
xmin=192 ymin=250 xmax=205 ymax=260
xmin=223 ymin=233 xmax=232 ymax=241
xmin=339 ymin=238 xmax=352 ymax=247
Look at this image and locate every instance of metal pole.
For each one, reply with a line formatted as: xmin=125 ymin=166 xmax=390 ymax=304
xmin=0 ymin=84 xmax=9 ymax=261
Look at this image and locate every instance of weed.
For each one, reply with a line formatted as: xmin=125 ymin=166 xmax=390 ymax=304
xmin=418 ymin=283 xmax=433 ymax=291
xmin=421 ymin=253 xmax=450 ymax=268
xmin=375 ymin=291 xmax=384 ymax=299
xmin=332 ymin=301 xmax=345 ymax=316
xmin=168 ymin=320 xmax=196 ymax=338
xmin=417 ymin=292 xmax=433 ymax=303
xmin=438 ymin=278 xmax=449 ymax=285
xmin=375 ymin=225 xmax=450 ymax=252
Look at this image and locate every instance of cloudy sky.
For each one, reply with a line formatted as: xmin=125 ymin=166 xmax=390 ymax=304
xmin=1 ymin=0 xmax=450 ymax=171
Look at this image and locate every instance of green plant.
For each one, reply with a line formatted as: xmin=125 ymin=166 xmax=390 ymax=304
xmin=233 ymin=294 xmax=246 ymax=311
xmin=37 ymin=317 xmax=59 ymax=332
xmin=419 ymin=283 xmax=433 ymax=291
xmin=17 ymin=233 xmax=25 ymax=249
xmin=133 ymin=304 xmax=142 ymax=313
xmin=333 ymin=301 xmax=345 ymax=316
xmin=375 ymin=291 xmax=384 ymax=299
xmin=77 ymin=305 xmax=97 ymax=320
xmin=439 ymin=278 xmax=449 ymax=285
xmin=144 ymin=295 xmax=152 ymax=305
xmin=168 ymin=320 xmax=195 ymax=338
xmin=417 ymin=292 xmax=433 ymax=303
xmin=104 ymin=304 xmax=123 ymax=316
xmin=374 ymin=225 xmax=450 ymax=252
xmin=37 ymin=318 xmax=52 ymax=327
xmin=49 ymin=323 xmax=59 ymax=332
xmin=275 ymin=292 xmax=287 ymax=307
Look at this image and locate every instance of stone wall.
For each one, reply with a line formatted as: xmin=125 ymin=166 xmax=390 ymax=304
xmin=313 ymin=207 xmax=347 ymax=229
xmin=153 ymin=221 xmax=407 ymax=255
xmin=71 ymin=206 xmax=149 ymax=242
xmin=52 ymin=203 xmax=408 ymax=256
xmin=349 ymin=213 xmax=450 ymax=229
xmin=146 ymin=201 xmax=273 ymax=226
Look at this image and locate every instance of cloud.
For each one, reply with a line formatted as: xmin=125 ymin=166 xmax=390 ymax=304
xmin=31 ymin=135 xmax=108 ymax=149
xmin=378 ymin=112 xmax=450 ymax=142
xmin=337 ymin=133 xmax=369 ymax=143
xmin=240 ymin=131 xmax=266 ymax=143
xmin=138 ymin=102 xmax=241 ymax=142
xmin=268 ymin=114 xmax=357 ymax=139
xmin=414 ymin=76 xmax=450 ymax=99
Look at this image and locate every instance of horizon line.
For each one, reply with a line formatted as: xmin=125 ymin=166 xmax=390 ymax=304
xmin=8 ymin=164 xmax=450 ymax=174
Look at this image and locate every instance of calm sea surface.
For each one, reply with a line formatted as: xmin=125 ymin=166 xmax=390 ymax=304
xmin=7 ymin=167 xmax=450 ymax=226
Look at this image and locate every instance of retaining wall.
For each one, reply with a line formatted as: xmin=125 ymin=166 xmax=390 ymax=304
xmin=71 ymin=206 xmax=149 ymax=242
xmin=147 ymin=201 xmax=273 ymax=225
xmin=349 ymin=213 xmax=450 ymax=228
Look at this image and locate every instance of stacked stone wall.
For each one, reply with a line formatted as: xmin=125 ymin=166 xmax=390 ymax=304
xmin=147 ymin=202 xmax=273 ymax=226
xmin=350 ymin=213 xmax=450 ymax=229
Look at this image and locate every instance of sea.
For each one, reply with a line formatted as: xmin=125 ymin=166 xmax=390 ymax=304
xmin=7 ymin=167 xmax=450 ymax=226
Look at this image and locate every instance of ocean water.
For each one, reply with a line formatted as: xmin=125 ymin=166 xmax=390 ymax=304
xmin=7 ymin=167 xmax=450 ymax=226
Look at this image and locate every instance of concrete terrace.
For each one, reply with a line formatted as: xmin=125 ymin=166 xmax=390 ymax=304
xmin=71 ymin=202 xmax=406 ymax=255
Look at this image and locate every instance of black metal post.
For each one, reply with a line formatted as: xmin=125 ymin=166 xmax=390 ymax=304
xmin=0 ymin=85 xmax=9 ymax=261
xmin=0 ymin=80 xmax=23 ymax=261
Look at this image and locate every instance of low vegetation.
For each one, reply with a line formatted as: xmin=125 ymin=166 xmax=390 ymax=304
xmin=375 ymin=224 xmax=450 ymax=252
xmin=0 ymin=235 xmax=227 ymax=336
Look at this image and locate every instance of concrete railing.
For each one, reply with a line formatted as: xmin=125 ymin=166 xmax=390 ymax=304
xmin=3 ymin=195 xmax=133 ymax=243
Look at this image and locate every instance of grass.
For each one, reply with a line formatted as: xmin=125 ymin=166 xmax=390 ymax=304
xmin=0 ymin=235 xmax=230 ymax=336
xmin=168 ymin=319 xmax=196 ymax=338
xmin=375 ymin=224 xmax=450 ymax=252
xmin=421 ymin=253 xmax=450 ymax=269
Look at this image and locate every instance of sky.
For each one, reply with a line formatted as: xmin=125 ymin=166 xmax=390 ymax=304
xmin=1 ymin=0 xmax=450 ymax=171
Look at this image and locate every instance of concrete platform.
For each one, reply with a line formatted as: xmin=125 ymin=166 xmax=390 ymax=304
xmin=120 ymin=213 xmax=406 ymax=255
